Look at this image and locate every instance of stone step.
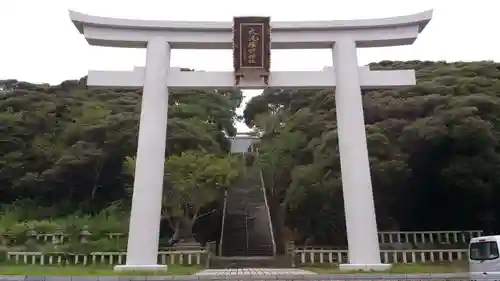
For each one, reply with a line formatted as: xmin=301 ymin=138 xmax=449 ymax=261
xmin=221 ymin=168 xmax=275 ymax=258
xmin=209 ymin=256 xmax=292 ymax=269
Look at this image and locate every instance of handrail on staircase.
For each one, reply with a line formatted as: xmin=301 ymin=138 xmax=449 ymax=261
xmin=255 ymin=147 xmax=277 ymax=256
xmin=218 ymin=189 xmax=228 ymax=256
xmin=219 ymin=152 xmax=233 ymax=256
xmin=244 ymin=189 xmax=249 ymax=256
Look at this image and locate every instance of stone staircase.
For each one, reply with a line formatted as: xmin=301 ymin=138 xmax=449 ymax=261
xmin=216 ymin=154 xmax=277 ymax=267
xmin=221 ymin=172 xmax=274 ymax=256
xmin=209 ymin=256 xmax=292 ymax=269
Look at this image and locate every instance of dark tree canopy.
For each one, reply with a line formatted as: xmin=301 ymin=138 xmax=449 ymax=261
xmin=1 ymin=60 xmax=500 ymax=247
xmin=0 ymin=77 xmax=243 ymax=217
xmin=244 ymin=61 xmax=500 ymax=245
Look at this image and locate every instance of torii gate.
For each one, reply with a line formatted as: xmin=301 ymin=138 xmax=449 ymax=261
xmin=69 ymin=10 xmax=432 ymax=272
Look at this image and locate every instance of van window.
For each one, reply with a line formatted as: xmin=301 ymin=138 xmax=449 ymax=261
xmin=470 ymin=241 xmax=499 ymax=260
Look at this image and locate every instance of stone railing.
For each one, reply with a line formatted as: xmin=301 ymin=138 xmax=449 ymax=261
xmin=7 ymin=229 xmax=481 ymax=247
xmin=6 ymin=249 xmax=209 ymax=267
xmin=378 ymin=230 xmax=482 ymax=245
xmin=34 ymin=232 xmax=125 ymax=243
xmin=1 ymin=228 xmax=126 ymax=247
xmin=293 ymin=248 xmax=468 ymax=266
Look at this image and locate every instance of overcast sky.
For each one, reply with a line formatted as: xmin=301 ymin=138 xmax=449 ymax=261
xmin=0 ymin=0 xmax=497 ymax=132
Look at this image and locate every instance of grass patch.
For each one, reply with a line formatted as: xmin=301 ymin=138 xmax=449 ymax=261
xmin=305 ymin=262 xmax=468 ymax=274
xmin=0 ymin=264 xmax=203 ymax=276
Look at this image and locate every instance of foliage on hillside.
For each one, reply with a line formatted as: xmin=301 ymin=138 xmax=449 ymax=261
xmin=244 ymin=61 xmax=500 ymax=246
xmin=0 ymin=77 xmax=243 ymax=243
xmin=2 ymin=60 xmax=500 ymax=248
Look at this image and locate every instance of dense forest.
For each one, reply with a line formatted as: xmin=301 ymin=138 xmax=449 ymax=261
xmin=1 ymin=61 xmax=500 ymax=248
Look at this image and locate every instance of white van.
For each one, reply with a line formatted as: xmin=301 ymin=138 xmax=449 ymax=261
xmin=469 ymin=235 xmax=500 ymax=277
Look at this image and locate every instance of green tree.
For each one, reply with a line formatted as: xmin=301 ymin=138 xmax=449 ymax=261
xmin=0 ymin=77 xmax=242 ymax=221
xmin=3 ymin=60 xmax=500 ymax=245
xmin=124 ymin=151 xmax=241 ymax=242
xmin=244 ymin=61 xmax=500 ymax=244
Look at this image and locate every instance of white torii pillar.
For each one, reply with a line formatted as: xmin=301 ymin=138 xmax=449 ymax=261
xmin=333 ymin=40 xmax=382 ymax=270
xmin=69 ymin=9 xmax=432 ymax=272
xmin=116 ymin=39 xmax=171 ymax=271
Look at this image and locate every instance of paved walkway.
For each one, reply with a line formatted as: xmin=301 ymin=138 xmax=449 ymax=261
xmin=0 ymin=272 xmax=472 ymax=281
xmin=196 ymin=268 xmax=316 ymax=276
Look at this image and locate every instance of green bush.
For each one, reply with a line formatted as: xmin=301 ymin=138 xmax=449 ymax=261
xmin=0 ymin=201 xmax=130 ymax=251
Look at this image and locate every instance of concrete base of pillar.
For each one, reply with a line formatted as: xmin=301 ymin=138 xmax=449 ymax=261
xmin=114 ymin=264 xmax=168 ymax=272
xmin=339 ymin=263 xmax=392 ymax=271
